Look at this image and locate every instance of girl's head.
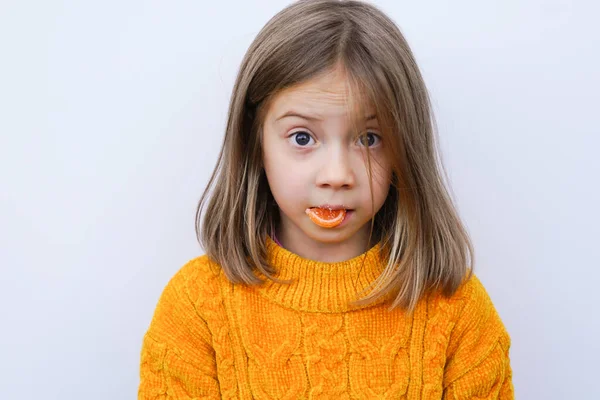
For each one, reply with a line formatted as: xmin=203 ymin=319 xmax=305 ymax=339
xmin=261 ymin=64 xmax=392 ymax=257
xmin=197 ymin=0 xmax=474 ymax=312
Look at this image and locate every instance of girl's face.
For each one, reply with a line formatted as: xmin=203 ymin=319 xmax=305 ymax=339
xmin=261 ymin=65 xmax=392 ymax=261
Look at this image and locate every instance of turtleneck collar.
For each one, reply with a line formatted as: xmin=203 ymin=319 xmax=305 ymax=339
xmin=256 ymin=236 xmax=390 ymax=313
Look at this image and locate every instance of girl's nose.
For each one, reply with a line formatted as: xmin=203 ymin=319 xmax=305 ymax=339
xmin=316 ymin=149 xmax=355 ymax=189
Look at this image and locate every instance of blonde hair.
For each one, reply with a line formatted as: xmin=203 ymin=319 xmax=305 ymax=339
xmin=196 ymin=0 xmax=474 ymax=313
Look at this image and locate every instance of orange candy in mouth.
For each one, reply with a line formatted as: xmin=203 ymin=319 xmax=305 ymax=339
xmin=305 ymin=207 xmax=347 ymax=228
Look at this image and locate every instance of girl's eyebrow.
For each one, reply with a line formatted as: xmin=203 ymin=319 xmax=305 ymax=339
xmin=275 ymin=111 xmax=322 ymax=122
xmin=275 ymin=110 xmax=378 ymax=122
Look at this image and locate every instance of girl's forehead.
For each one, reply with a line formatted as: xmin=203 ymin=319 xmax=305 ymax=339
xmin=267 ymin=70 xmax=376 ymax=122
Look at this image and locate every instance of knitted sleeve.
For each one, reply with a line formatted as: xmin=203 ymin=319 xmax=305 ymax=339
xmin=442 ymin=276 xmax=514 ymax=399
xmin=138 ymin=261 xmax=221 ymax=399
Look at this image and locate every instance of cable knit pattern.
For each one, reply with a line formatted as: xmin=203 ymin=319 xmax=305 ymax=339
xmin=301 ymin=314 xmax=348 ymax=398
xmin=139 ymin=236 xmax=514 ymax=399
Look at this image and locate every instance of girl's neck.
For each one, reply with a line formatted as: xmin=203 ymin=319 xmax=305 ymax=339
xmin=271 ymin=219 xmax=375 ymax=263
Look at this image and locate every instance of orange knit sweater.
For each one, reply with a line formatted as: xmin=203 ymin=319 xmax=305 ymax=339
xmin=139 ymin=237 xmax=514 ymax=399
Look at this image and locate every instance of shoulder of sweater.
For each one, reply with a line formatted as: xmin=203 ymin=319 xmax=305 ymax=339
xmin=169 ymin=254 xmax=222 ymax=298
xmin=428 ymin=272 xmax=509 ymax=336
xmin=457 ymin=273 xmax=501 ymax=321
xmin=163 ymin=254 xmax=226 ymax=308
xmin=173 ymin=254 xmax=223 ymax=284
xmin=454 ymin=273 xmax=491 ymax=307
xmin=430 ymin=272 xmax=494 ymax=311
xmin=443 ymin=272 xmax=510 ymax=344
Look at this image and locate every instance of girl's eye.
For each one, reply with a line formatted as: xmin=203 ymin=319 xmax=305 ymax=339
xmin=290 ymin=131 xmax=315 ymax=146
xmin=357 ymin=132 xmax=381 ymax=147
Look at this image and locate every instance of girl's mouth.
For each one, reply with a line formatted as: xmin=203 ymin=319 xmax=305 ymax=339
xmin=305 ymin=207 xmax=353 ymax=228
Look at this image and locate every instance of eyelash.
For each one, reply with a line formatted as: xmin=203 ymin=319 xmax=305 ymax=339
xmin=288 ymin=131 xmax=382 ymax=148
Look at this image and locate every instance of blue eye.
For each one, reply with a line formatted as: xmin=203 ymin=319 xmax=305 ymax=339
xmin=357 ymin=132 xmax=381 ymax=147
xmin=291 ymin=131 xmax=314 ymax=146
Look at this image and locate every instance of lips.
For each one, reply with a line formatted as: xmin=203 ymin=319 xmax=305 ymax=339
xmin=314 ymin=204 xmax=353 ymax=211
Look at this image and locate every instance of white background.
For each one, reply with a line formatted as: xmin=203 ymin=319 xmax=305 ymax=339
xmin=1 ymin=0 xmax=599 ymax=398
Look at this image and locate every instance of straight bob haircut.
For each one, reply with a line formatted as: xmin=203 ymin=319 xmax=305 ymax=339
xmin=196 ymin=0 xmax=474 ymax=313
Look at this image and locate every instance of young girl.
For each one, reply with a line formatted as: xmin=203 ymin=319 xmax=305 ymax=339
xmin=138 ymin=0 xmax=514 ymax=398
